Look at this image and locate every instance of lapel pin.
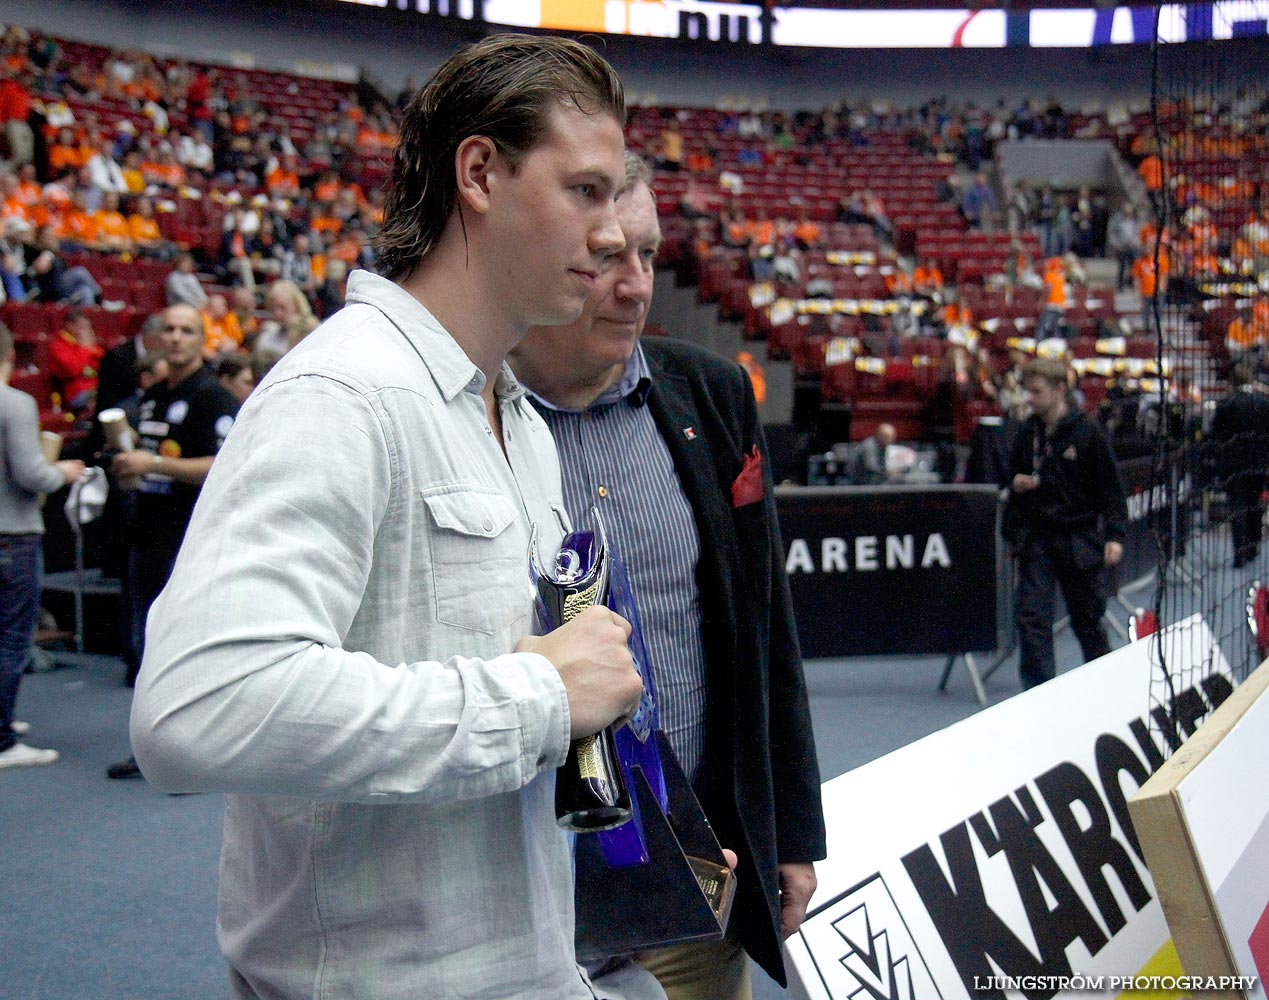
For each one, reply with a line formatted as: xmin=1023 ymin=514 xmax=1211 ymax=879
xmin=683 ymin=427 xmax=697 ymax=440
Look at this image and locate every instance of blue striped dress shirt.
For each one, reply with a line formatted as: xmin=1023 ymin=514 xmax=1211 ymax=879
xmin=527 ymin=346 xmax=709 ymax=784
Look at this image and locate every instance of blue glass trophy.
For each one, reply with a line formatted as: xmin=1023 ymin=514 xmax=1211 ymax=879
xmin=530 ymin=508 xmax=736 ymax=958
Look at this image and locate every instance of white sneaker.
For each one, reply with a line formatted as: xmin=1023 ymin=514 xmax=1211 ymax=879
xmin=0 ymin=742 xmax=59 ymax=769
xmin=10 ymin=720 xmax=31 ymax=735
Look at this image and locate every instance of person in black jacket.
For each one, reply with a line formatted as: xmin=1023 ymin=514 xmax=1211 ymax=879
xmin=512 ymin=154 xmax=824 ymax=998
xmin=1209 ymin=365 xmax=1269 ymax=569
xmin=96 ymin=313 xmax=164 ymax=412
xmin=1005 ymin=357 xmax=1127 ymax=689
xmin=105 ymin=304 xmax=238 ymax=777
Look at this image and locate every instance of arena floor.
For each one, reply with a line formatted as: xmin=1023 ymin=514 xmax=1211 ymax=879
xmin=2 ymin=626 xmax=1108 ymax=1000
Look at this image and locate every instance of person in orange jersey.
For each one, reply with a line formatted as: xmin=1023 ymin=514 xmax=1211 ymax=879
xmin=200 ymin=293 xmax=243 ymax=357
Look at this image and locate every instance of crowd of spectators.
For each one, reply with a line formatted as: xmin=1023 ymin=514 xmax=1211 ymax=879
xmin=0 ymin=21 xmax=408 ymax=447
xmin=1 ymin=23 xmax=1266 ymax=474
xmin=640 ymin=84 xmax=1268 ymax=469
xmin=0 ymin=24 xmax=387 ymax=371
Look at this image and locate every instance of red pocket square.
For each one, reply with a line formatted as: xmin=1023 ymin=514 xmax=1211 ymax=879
xmin=731 ymin=446 xmax=764 ymax=508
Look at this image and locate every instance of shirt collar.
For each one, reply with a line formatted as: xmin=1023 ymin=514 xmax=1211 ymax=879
xmin=526 ymin=344 xmax=652 ymax=414
xmin=343 ymin=270 xmax=526 ymax=404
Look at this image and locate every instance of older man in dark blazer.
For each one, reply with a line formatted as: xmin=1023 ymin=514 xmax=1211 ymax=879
xmin=512 ymin=155 xmax=824 ymax=999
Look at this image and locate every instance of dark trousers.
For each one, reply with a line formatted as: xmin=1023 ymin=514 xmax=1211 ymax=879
xmin=123 ymin=536 xmax=182 ymax=686
xmin=1228 ymin=473 xmax=1267 ymax=567
xmin=1016 ymin=533 xmax=1110 ymax=689
xmin=0 ymin=535 xmax=42 ymax=751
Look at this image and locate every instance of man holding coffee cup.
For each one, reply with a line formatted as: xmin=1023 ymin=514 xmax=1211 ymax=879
xmin=105 ymin=304 xmax=238 ymax=777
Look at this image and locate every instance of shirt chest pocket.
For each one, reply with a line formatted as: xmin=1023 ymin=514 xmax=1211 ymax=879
xmin=422 ymin=487 xmax=527 ymax=635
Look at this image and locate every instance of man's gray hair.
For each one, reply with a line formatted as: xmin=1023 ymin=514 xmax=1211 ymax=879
xmin=624 ymin=151 xmax=653 ymax=191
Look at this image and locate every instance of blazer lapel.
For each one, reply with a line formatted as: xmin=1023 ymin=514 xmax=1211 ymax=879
xmin=643 ymin=352 xmax=740 ymax=605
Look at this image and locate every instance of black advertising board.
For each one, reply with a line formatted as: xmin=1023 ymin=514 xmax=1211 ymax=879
xmin=776 ymin=485 xmax=1003 ymax=659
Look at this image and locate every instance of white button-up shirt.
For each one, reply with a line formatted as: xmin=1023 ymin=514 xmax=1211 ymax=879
xmin=131 ymin=271 xmax=609 ymax=999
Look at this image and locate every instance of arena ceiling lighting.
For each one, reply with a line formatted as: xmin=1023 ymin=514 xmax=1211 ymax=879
xmin=336 ymin=0 xmax=1269 ymax=47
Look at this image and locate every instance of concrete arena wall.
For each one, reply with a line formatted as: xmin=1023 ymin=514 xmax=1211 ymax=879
xmin=2 ymin=0 xmax=1265 ymax=109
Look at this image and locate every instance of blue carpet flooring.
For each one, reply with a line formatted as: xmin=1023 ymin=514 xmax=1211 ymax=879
xmin=2 ymin=629 xmax=1101 ymax=1000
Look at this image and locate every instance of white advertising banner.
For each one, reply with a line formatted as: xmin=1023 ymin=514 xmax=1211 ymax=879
xmin=787 ymin=615 xmax=1237 ymax=1000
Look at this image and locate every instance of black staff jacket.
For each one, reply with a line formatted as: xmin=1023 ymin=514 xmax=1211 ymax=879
xmin=1005 ymin=407 xmax=1127 ymax=545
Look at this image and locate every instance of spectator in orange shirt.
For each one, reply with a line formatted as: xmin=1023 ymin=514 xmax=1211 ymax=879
xmin=312 ymin=170 xmax=342 ymax=204
xmin=92 ymin=191 xmax=134 ymax=253
xmin=201 ymin=294 xmax=244 ymax=356
xmin=684 ymin=148 xmax=714 ymax=173
xmin=720 ymin=202 xmax=751 ymax=248
xmin=913 ymin=259 xmax=945 ymax=298
xmin=1036 ymin=256 xmax=1068 ymax=339
xmin=0 ymin=171 xmax=29 ymax=227
xmin=1189 ymin=242 xmax=1219 ymax=290
xmin=1230 ymin=236 xmax=1256 ymax=268
xmin=329 ymin=228 xmax=368 ymax=270
xmin=127 ymin=196 xmax=166 ymax=256
xmin=1131 ymin=253 xmax=1166 ymax=333
xmin=1253 ymin=300 xmax=1269 ymax=336
xmin=1186 ymin=215 xmax=1217 ymax=249
xmin=1242 ymin=212 xmax=1269 ymax=258
xmin=229 ymin=287 xmax=259 ymax=341
xmin=1137 ymin=154 xmax=1163 ymax=194
xmin=885 ymin=266 xmax=914 ymax=298
xmin=36 ymin=167 xmax=75 ymax=218
xmin=57 ymin=191 xmax=98 ymax=249
xmin=47 ymin=126 xmax=87 ymax=175
xmin=354 ymin=119 xmax=396 ymax=155
xmin=736 ymin=350 xmax=767 ymax=406
xmin=1192 ymin=245 xmax=1219 ymax=274
xmin=792 ymin=208 xmax=821 ymax=250
xmin=942 ymin=300 xmax=973 ymax=330
xmin=750 ymin=207 xmax=776 ymax=249
xmin=1138 ymin=220 xmax=1164 ymax=255
xmin=265 ymin=153 xmax=301 ymax=199
xmin=140 ymin=148 xmax=185 ymax=190
xmin=309 ymin=201 xmax=342 ymax=238
xmin=1225 ymin=310 xmax=1267 ymax=362
xmin=1045 ymin=256 xmax=1068 ymax=301
xmin=49 ymin=309 xmax=104 ymax=410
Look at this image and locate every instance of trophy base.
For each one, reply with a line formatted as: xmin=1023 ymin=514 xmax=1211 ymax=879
xmin=558 ymin=805 xmax=632 ymax=832
xmin=686 ymin=856 xmax=734 ymax=923
xmin=574 ymin=733 xmax=737 ymax=961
